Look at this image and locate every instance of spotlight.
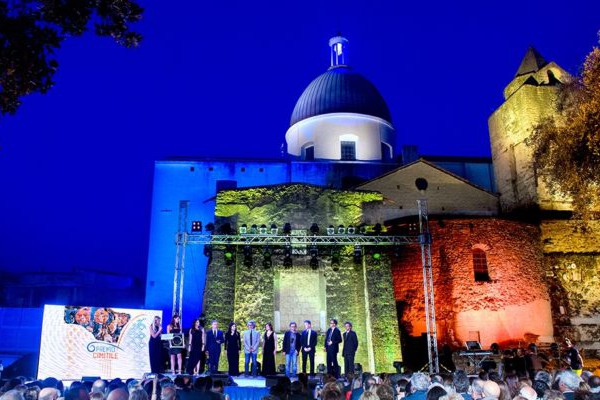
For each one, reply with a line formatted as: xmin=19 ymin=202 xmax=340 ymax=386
xmin=331 ymin=247 xmax=341 ymax=271
xmin=392 ymin=361 xmax=403 ymax=373
xmin=359 ymin=225 xmax=367 ymax=234
xmin=337 ymin=225 xmax=345 ymax=234
xmin=243 ymin=245 xmax=253 ymax=268
xmin=270 ymin=223 xmax=278 ymax=235
xmin=219 ymin=223 xmax=233 ymax=235
xmin=353 ymin=245 xmax=362 ymax=264
xmin=205 ymin=223 xmax=215 ymax=233
xmin=203 ymin=244 xmax=212 ymax=258
xmin=263 ymin=246 xmax=272 ymax=269
xmin=191 ymin=221 xmax=202 ymax=232
xmin=224 ymin=244 xmax=234 ymax=266
xmin=250 ymin=224 xmax=258 ymax=234
xmin=310 ymin=223 xmax=320 ymax=235
xmin=259 ymin=224 xmax=268 ymax=235
xmin=309 ymin=245 xmax=318 ymax=270
xmin=374 ymin=223 xmax=382 ymax=235
xmin=347 ymin=226 xmax=356 ymax=234
xmin=239 ymin=224 xmax=247 ymax=234
xmin=283 ymin=222 xmax=292 ymax=235
xmin=317 ymin=364 xmax=326 ymax=374
xmin=372 ymin=249 xmax=381 ymax=264
xmin=283 ymin=245 xmax=293 ymax=268
xmin=327 ymin=225 xmax=335 ymax=235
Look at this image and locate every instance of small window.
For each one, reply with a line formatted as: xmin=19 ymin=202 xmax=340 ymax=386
xmin=208 ymin=167 xmax=214 ymax=171
xmin=473 ymin=249 xmax=490 ymax=282
xmin=341 ymin=141 xmax=356 ymax=160
xmin=304 ymin=146 xmax=315 ymax=161
xmin=189 ymin=166 xmax=195 ymax=172
xmin=259 ymin=168 xmax=264 ymax=172
xmin=241 ymin=167 xmax=246 ymax=172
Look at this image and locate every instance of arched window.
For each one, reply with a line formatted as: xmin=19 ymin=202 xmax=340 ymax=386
xmin=472 ymin=248 xmax=490 ymax=282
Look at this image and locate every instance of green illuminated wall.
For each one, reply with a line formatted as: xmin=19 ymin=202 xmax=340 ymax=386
xmin=202 ymin=184 xmax=402 ymax=372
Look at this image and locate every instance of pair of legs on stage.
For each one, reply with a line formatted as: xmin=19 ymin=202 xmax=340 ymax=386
xmin=302 ymin=350 xmax=315 ymax=375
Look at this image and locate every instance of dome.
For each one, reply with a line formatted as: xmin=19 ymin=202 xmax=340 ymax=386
xmin=290 ymin=66 xmax=392 ymax=126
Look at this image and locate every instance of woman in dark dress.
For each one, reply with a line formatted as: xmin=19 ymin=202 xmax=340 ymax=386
xmin=167 ymin=314 xmax=183 ymax=374
xmin=186 ymin=319 xmax=205 ymax=375
xmin=261 ymin=322 xmax=277 ymax=376
xmin=148 ymin=316 xmax=163 ymax=373
xmin=224 ymin=322 xmax=241 ymax=376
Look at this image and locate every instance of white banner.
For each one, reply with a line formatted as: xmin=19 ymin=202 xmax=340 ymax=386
xmin=38 ymin=305 xmax=162 ymax=380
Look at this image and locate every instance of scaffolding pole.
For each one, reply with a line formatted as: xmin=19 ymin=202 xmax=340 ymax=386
xmin=418 ymin=199 xmax=439 ymax=374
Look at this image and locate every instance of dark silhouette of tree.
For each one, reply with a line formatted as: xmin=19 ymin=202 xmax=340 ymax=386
xmin=0 ymin=0 xmax=143 ymax=115
xmin=529 ymin=44 xmax=600 ymax=225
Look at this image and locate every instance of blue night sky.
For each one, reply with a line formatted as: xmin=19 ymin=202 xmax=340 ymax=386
xmin=1 ymin=1 xmax=599 ymax=283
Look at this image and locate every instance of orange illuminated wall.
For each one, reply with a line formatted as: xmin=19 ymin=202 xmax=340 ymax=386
xmin=392 ymin=218 xmax=553 ymax=348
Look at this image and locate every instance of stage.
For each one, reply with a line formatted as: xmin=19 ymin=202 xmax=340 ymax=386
xmin=225 ymin=377 xmax=270 ymax=400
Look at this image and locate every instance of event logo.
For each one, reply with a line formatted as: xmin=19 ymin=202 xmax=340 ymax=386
xmin=64 ymin=306 xmax=131 ymax=343
xmin=86 ymin=341 xmax=123 ymax=360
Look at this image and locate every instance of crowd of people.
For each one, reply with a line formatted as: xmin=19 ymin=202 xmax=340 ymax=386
xmin=2 ymin=363 xmax=600 ymax=400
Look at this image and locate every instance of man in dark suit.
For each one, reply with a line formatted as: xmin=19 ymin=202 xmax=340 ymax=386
xmin=342 ymin=321 xmax=358 ymax=376
xmin=205 ymin=320 xmax=224 ymax=374
xmin=324 ymin=318 xmax=342 ymax=378
xmin=301 ymin=320 xmax=318 ymax=375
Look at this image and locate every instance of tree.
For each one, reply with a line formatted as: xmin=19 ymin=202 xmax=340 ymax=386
xmin=529 ymin=45 xmax=600 ymax=225
xmin=0 ymin=0 xmax=143 ymax=115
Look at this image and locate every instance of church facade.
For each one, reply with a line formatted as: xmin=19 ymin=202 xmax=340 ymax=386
xmin=145 ymin=36 xmax=600 ymax=368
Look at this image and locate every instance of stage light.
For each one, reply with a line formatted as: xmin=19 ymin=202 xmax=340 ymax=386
xmin=283 ymin=245 xmax=293 ymax=268
xmin=331 ymin=247 xmax=341 ymax=271
xmin=372 ymin=249 xmax=381 ymax=264
xmin=239 ymin=224 xmax=247 ymax=234
xmin=310 ymin=223 xmax=320 ymax=235
xmin=250 ymin=224 xmax=258 ymax=234
xmin=243 ymin=245 xmax=253 ymax=268
xmin=263 ymin=246 xmax=272 ymax=269
xmin=310 ymin=245 xmax=318 ymax=270
xmin=374 ymin=223 xmax=382 ymax=235
xmin=359 ymin=225 xmax=367 ymax=234
xmin=224 ymin=244 xmax=234 ymax=266
xmin=393 ymin=361 xmax=403 ymax=373
xmin=203 ymin=244 xmax=212 ymax=258
xmin=283 ymin=222 xmax=292 ymax=235
xmin=191 ymin=221 xmax=202 ymax=232
xmin=205 ymin=223 xmax=215 ymax=233
xmin=219 ymin=223 xmax=233 ymax=235
xmin=353 ymin=245 xmax=362 ymax=264
xmin=327 ymin=225 xmax=335 ymax=235
xmin=347 ymin=226 xmax=356 ymax=234
xmin=317 ymin=364 xmax=326 ymax=374
xmin=270 ymin=223 xmax=278 ymax=235
xmin=337 ymin=225 xmax=345 ymax=234
xmin=259 ymin=224 xmax=268 ymax=235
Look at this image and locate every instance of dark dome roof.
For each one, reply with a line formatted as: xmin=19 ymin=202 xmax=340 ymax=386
xmin=290 ymin=66 xmax=392 ymax=126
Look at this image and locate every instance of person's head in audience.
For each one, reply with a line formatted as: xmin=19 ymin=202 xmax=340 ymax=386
xmin=290 ymin=381 xmax=303 ymax=395
xmin=159 ymin=387 xmax=175 ymax=400
xmin=482 ymin=381 xmax=500 ymax=400
xmin=91 ymin=381 xmax=107 ymax=397
xmin=427 ymin=386 xmax=447 ymax=400
xmin=471 ymin=379 xmax=486 ymax=400
xmin=536 ymin=372 xmax=553 ymax=388
xmin=128 ymin=390 xmax=147 ymax=400
xmin=543 ymin=390 xmax=566 ymax=400
xmin=24 ymin=386 xmax=40 ymax=400
xmin=1 ymin=390 xmax=25 ymax=400
xmin=90 ymin=393 xmax=104 ymax=400
xmin=556 ymin=371 xmax=583 ymax=393
xmin=38 ymin=388 xmax=59 ymax=400
xmin=411 ymin=373 xmax=431 ymax=393
xmin=453 ymin=371 xmax=469 ymax=394
xmin=376 ymin=384 xmax=395 ymax=400
xmin=106 ymin=388 xmax=128 ymax=400
xmin=520 ymin=386 xmax=537 ymax=400
xmin=322 ymin=382 xmax=344 ymax=400
xmin=588 ymin=376 xmax=600 ymax=394
xmin=488 ymin=372 xmax=501 ymax=383
xmin=479 ymin=372 xmax=489 ymax=381
xmin=533 ymin=380 xmax=551 ymax=399
xmin=193 ymin=378 xmax=207 ymax=393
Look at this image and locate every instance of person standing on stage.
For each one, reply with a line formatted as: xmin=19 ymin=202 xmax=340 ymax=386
xmin=324 ymin=318 xmax=342 ymax=378
xmin=282 ymin=321 xmax=302 ymax=377
xmin=565 ymin=338 xmax=584 ymax=375
xmin=186 ymin=319 xmax=205 ymax=375
xmin=243 ymin=320 xmax=261 ymax=377
xmin=167 ymin=314 xmax=183 ymax=374
xmin=301 ymin=320 xmax=317 ymax=376
xmin=148 ymin=316 xmax=163 ymax=373
xmin=224 ymin=322 xmax=241 ymax=376
xmin=205 ymin=320 xmax=224 ymax=374
xmin=342 ymin=321 xmax=358 ymax=376
xmin=261 ymin=322 xmax=277 ymax=376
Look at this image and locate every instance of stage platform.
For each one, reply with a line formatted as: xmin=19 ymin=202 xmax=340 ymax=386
xmin=225 ymin=377 xmax=270 ymax=400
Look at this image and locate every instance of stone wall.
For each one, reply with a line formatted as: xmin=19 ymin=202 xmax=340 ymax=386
xmin=392 ymin=218 xmax=553 ymax=347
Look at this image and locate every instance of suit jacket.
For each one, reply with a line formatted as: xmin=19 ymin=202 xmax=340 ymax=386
xmin=324 ymin=327 xmax=342 ymax=353
xmin=243 ymin=329 xmax=261 ymax=354
xmin=301 ymin=329 xmax=318 ymax=352
xmin=205 ymin=329 xmax=224 ymax=353
xmin=342 ymin=330 xmax=358 ymax=356
xmin=282 ymin=331 xmax=302 ymax=354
